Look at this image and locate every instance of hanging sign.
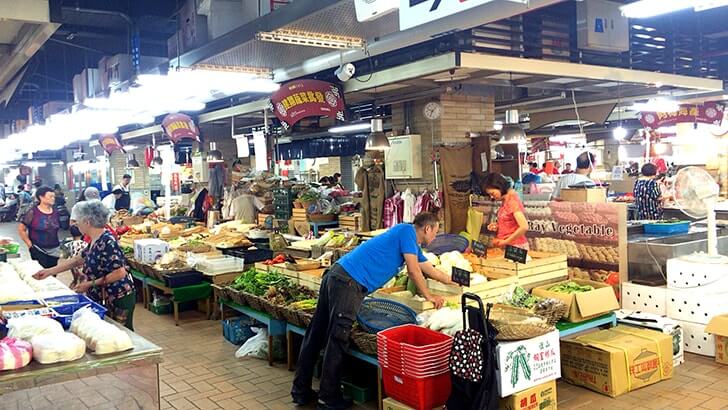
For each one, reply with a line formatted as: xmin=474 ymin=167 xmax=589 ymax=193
xmin=268 ymin=80 xmax=345 ymax=130
xmin=162 ymin=113 xmax=200 ymax=144
xmin=399 ymin=0 xmax=500 ymax=31
xmin=171 ymin=172 xmax=181 ymax=192
xmin=639 ymin=102 xmax=725 ymax=129
xmin=97 ymin=134 xmax=125 ymax=155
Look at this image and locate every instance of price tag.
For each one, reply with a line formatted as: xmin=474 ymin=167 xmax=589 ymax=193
xmin=505 ymin=245 xmax=528 ymax=264
xmin=472 ymin=241 xmax=486 ymax=257
xmin=451 ymin=266 xmax=471 ymax=287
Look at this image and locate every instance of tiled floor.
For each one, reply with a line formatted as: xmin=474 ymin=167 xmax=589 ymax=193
xmin=3 ymin=222 xmax=728 ymax=409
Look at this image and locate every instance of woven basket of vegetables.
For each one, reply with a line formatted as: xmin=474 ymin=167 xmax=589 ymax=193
xmin=503 ymin=286 xmax=568 ymax=326
xmin=227 ymin=288 xmax=246 ymax=306
xmin=282 ymin=306 xmax=303 ymax=327
xmin=489 ymin=305 xmax=554 ymax=341
xmin=350 ymin=324 xmax=377 ymax=355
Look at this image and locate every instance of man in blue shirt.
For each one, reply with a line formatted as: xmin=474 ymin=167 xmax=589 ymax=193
xmin=292 ymin=212 xmax=453 ymax=410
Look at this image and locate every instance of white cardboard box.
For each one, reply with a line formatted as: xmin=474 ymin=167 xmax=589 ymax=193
xmin=666 ymin=288 xmax=728 ymax=325
xmin=616 ymin=310 xmax=684 ymax=366
xmin=133 ymin=239 xmax=169 ymax=264
xmin=679 ymin=320 xmax=716 ymax=357
xmin=496 ymin=330 xmax=561 ymax=397
xmin=621 ymin=283 xmax=667 ymax=316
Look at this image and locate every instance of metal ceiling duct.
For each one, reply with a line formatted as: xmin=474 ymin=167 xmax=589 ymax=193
xmin=499 ymin=109 xmax=526 ymax=144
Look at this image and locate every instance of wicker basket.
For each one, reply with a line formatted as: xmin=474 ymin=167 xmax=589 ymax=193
xmin=228 ymin=288 xmax=246 ymax=306
xmin=489 ymin=305 xmax=554 ymax=341
xmin=282 ymin=306 xmax=303 ymax=327
xmin=245 ymin=293 xmax=266 ymax=312
xmin=297 ymin=309 xmax=315 ymax=328
xmin=533 ymin=299 xmax=568 ymax=326
xmin=350 ymin=327 xmax=378 ymax=356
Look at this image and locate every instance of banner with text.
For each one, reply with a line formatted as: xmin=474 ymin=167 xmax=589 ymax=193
xmin=269 ymin=80 xmax=345 ymax=130
xmin=162 ymin=113 xmax=200 ymax=144
xmin=639 ymin=101 xmax=725 ymax=129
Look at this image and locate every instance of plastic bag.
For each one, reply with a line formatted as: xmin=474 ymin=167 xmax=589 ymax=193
xmin=7 ymin=316 xmax=64 ymax=341
xmin=235 ymin=327 xmax=268 ymax=360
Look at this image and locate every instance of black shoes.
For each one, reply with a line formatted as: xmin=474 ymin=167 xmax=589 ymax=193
xmin=292 ymin=390 xmax=318 ymax=406
xmin=316 ymin=398 xmax=354 ymax=410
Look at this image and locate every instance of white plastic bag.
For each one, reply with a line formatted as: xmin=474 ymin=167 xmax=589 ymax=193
xmin=235 ymin=327 xmax=268 ymax=360
xmin=7 ymin=316 xmax=65 ymax=341
xmin=31 ymin=332 xmax=86 ymax=364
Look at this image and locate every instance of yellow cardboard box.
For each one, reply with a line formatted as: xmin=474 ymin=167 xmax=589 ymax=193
xmin=705 ymin=314 xmax=728 ymax=365
xmin=561 ymin=325 xmax=673 ymax=397
xmin=532 ymin=279 xmax=620 ymax=323
xmin=382 ymin=397 xmax=435 ymax=410
xmin=500 ymin=380 xmax=557 ymax=410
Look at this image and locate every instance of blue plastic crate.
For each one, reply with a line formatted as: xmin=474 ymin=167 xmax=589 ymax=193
xmin=644 ymin=221 xmax=690 ymax=235
xmin=222 ymin=316 xmax=257 ymax=345
xmin=45 ymin=294 xmax=107 ymax=329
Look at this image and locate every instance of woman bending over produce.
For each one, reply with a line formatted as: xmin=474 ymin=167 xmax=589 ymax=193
xmin=33 ymin=200 xmax=136 ymax=330
xmin=481 ymin=173 xmax=529 ymax=250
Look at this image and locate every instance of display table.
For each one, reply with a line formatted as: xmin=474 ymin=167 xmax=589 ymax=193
xmin=556 ymin=312 xmax=618 ymax=338
xmin=144 ymin=276 xmax=212 ymax=325
xmin=286 ymin=324 xmax=383 ymax=410
xmin=219 ymin=299 xmax=287 ymax=366
xmin=130 ymin=269 xmax=150 ymax=308
xmin=309 ymin=220 xmax=338 ymax=236
xmin=0 ymin=320 xmax=163 ymax=408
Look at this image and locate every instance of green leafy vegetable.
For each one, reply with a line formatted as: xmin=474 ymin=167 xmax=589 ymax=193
xmin=548 ymin=282 xmax=595 ymax=294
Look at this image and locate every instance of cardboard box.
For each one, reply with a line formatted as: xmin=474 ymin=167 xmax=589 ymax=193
xmin=561 ymin=325 xmax=673 ymax=397
xmin=616 ymin=310 xmax=684 ymax=366
xmin=705 ymin=314 xmax=728 ymax=364
xmin=532 ymin=279 xmax=619 ymax=323
xmin=496 ymin=330 xmax=561 ymax=397
xmin=559 ymin=188 xmax=606 ymax=203
xmin=133 ymin=239 xmax=170 ymax=264
xmin=500 ymin=380 xmax=557 ymax=410
xmin=381 ymin=397 xmax=418 ymax=410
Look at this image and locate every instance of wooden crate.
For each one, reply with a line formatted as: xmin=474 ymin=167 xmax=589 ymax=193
xmin=339 ymin=214 xmax=362 ymax=231
xmin=298 ymin=268 xmax=326 ymax=289
xmin=254 ymin=262 xmax=270 ymax=272
xmin=479 ymin=251 xmax=567 ymax=278
xmin=518 ymin=270 xmax=569 ymax=289
xmin=257 ymin=213 xmax=273 ymax=225
xmin=427 ymin=273 xmax=517 ymax=301
xmin=374 ymin=286 xmax=461 ymax=312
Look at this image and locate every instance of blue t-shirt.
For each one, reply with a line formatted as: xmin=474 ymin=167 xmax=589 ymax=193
xmin=339 ymin=223 xmax=427 ymax=292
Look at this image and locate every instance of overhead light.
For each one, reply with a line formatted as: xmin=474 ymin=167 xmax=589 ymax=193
xmin=126 ymin=154 xmax=140 ymax=169
xmin=630 ymin=98 xmax=679 ymax=112
xmin=329 ymin=122 xmax=371 ymax=134
xmin=207 ymin=142 xmax=224 ymax=163
xmin=433 ymin=74 xmax=470 ymax=83
xmin=24 ymin=161 xmax=47 ymax=168
xmin=256 ymin=29 xmax=365 ymax=49
xmin=620 ymin=0 xmax=728 ymax=18
xmin=335 ymin=63 xmax=356 ymax=82
xmin=498 ymin=109 xmax=526 ymax=144
xmin=493 ymin=121 xmax=503 ymax=131
xmin=123 ymin=145 xmax=138 ymax=151
xmin=613 ymin=126 xmax=628 ymax=140
xmin=365 ymin=118 xmax=390 ymax=150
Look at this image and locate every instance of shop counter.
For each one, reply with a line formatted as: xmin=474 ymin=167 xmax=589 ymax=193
xmin=0 ymin=321 xmax=162 ymax=408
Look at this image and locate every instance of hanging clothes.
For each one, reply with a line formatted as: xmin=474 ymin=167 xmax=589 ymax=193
xmin=355 ymin=164 xmax=385 ymax=231
xmin=402 ymin=189 xmax=416 ymax=223
xmin=383 ymin=192 xmax=404 ymax=228
xmin=208 ymin=163 xmax=226 ymax=201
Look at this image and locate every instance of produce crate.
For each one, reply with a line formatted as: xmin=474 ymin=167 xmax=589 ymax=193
xmin=151 ymin=302 xmax=172 ymax=315
xmin=258 ymin=213 xmax=274 ymax=226
xmin=374 ymin=287 xmax=460 ymax=313
xmin=339 ymin=214 xmax=362 ymax=231
xmin=222 ymin=316 xmax=256 ymax=345
xmin=479 ymin=251 xmax=567 ymax=279
xmin=223 ymin=247 xmax=273 ymax=264
xmin=298 ymin=268 xmax=326 ymax=290
xmin=427 ymin=272 xmax=517 ymax=301
xmin=163 ymin=271 xmax=204 ymax=288
xmin=45 ymin=295 xmax=107 ymax=329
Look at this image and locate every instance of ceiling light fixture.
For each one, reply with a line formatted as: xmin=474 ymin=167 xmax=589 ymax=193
xmin=329 ymin=122 xmax=372 ymax=134
xmin=499 ymin=109 xmax=527 ymax=144
xmin=256 ymin=29 xmax=365 ymax=49
xmin=207 ymin=142 xmax=224 ymax=163
xmin=630 ymin=98 xmax=680 ymax=112
xmin=365 ymin=118 xmax=390 ymax=150
xmin=126 ymin=154 xmax=140 ymax=169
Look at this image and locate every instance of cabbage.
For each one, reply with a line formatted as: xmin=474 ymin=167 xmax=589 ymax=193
xmin=436 ymin=251 xmax=472 ymax=275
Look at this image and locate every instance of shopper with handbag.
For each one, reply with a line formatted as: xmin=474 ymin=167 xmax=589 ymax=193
xmin=18 ymin=186 xmax=61 ymax=268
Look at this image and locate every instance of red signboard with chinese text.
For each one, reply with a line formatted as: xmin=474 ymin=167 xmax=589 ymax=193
xmin=171 ymin=173 xmax=180 ymax=192
xmin=639 ymin=101 xmax=724 ymax=129
xmin=98 ymin=134 xmax=125 ymax=155
xmin=268 ymin=80 xmax=345 ymax=130
xmin=162 ymin=113 xmax=200 ymax=144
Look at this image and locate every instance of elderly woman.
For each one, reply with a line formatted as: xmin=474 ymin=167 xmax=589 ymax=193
xmin=33 ymin=200 xmax=136 ymax=330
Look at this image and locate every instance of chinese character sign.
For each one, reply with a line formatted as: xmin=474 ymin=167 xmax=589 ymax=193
xmin=162 ymin=113 xmax=200 ymax=144
xmin=639 ymin=102 xmax=725 ymax=129
xmin=98 ymin=134 xmax=125 ymax=155
xmin=268 ymin=80 xmax=346 ymax=130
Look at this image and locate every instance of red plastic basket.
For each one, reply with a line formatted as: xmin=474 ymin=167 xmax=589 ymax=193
xmin=377 ymin=325 xmax=452 ymax=375
xmin=382 ymin=367 xmax=451 ymax=410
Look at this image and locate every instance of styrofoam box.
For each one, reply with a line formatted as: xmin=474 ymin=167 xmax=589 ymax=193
xmin=667 ymin=258 xmax=728 ymax=291
xmin=679 ymin=320 xmax=716 ymax=357
xmin=621 ymin=283 xmax=667 ymax=316
xmin=666 ymin=288 xmax=728 ymax=325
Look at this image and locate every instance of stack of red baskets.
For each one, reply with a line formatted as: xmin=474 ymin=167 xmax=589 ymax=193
xmin=377 ymin=324 xmax=454 ymax=410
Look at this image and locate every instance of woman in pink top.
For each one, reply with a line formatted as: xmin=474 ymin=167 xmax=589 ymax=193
xmin=481 ymin=173 xmax=529 ymax=250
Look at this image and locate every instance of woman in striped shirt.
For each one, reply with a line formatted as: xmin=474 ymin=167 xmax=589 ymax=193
xmin=633 ymin=163 xmax=664 ymax=220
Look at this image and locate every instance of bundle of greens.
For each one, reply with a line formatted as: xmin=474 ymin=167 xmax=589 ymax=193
xmin=548 ymin=282 xmax=594 ymax=294
xmin=230 ymin=268 xmax=291 ymax=296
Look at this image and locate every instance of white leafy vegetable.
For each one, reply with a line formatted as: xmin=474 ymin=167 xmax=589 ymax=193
xmin=436 ymin=251 xmax=472 ymax=275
